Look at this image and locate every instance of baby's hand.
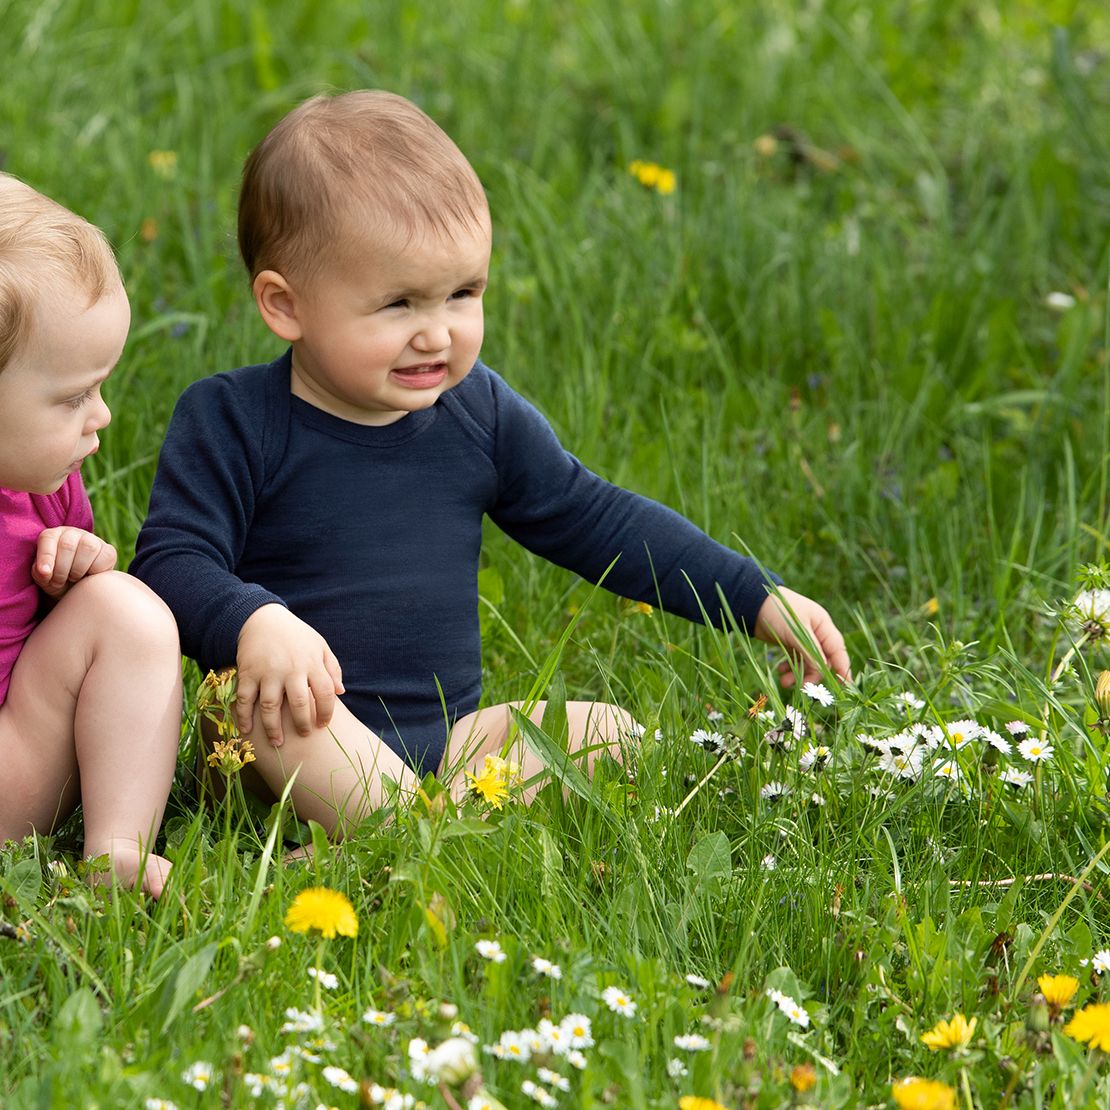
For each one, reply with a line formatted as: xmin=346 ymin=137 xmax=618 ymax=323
xmin=754 ymin=586 xmax=852 ymax=689
xmin=235 ymin=604 xmax=345 ymax=747
xmin=33 ymin=527 xmax=117 ymax=598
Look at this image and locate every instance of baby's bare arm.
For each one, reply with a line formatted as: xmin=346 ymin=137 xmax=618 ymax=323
xmin=753 ymin=586 xmax=852 ymax=688
xmin=235 ymin=604 xmax=345 ymax=746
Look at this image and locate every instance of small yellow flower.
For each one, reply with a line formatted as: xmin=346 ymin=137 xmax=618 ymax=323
xmin=920 ymin=1012 xmax=976 ymax=1051
xmin=891 ymin=1077 xmax=957 ymax=1110
xmin=753 ymin=133 xmax=779 ymax=157
xmin=678 ymin=1098 xmax=729 ymax=1110
xmin=1037 ymin=974 xmax=1078 ymax=1010
xmin=284 ymin=887 xmax=359 ymax=939
xmin=148 ymin=149 xmax=178 ymax=179
xmin=628 ymin=159 xmax=677 ymax=195
xmin=206 ymin=735 xmax=256 ymax=775
xmin=1064 ymin=1001 xmax=1110 ymax=1050
xmin=1096 ymin=670 xmax=1110 ymax=716
xmin=466 ymin=754 xmax=517 ymax=809
xmin=789 ymin=1063 xmax=816 ymax=1092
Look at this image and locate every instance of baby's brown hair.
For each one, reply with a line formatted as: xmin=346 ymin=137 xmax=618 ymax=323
xmin=238 ymin=90 xmax=488 ymax=285
xmin=0 ymin=173 xmax=118 ymax=374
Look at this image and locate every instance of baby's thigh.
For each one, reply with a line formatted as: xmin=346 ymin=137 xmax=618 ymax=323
xmin=239 ymin=698 xmax=418 ymax=834
xmin=446 ymin=699 xmax=638 ymax=787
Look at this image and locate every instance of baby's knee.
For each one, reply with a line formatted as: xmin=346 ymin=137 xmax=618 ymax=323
xmin=70 ymin=571 xmax=180 ymax=652
xmin=568 ymin=701 xmax=641 ymax=762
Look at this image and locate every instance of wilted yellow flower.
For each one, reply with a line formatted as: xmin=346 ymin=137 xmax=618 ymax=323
xmin=1037 ymin=974 xmax=1078 ymax=1010
xmin=920 ymin=1012 xmax=976 ymax=1051
xmin=891 ymin=1077 xmax=956 ymax=1110
xmin=789 ymin=1063 xmax=816 ymax=1092
xmin=753 ymin=133 xmax=778 ymax=157
xmin=466 ymin=754 xmax=517 ymax=809
xmin=284 ymin=887 xmax=359 ymax=939
xmin=678 ymin=1098 xmax=729 ymax=1110
xmin=148 ymin=149 xmax=178 ymax=178
xmin=1065 ymin=1001 xmax=1110 ymax=1050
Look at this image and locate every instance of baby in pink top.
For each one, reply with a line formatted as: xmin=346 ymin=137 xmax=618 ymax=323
xmin=0 ymin=173 xmax=182 ymax=897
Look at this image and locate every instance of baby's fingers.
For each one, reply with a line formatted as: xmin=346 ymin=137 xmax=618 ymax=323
xmin=812 ymin=610 xmax=852 ymax=682
xmin=309 ymin=667 xmax=337 ymax=730
xmin=256 ymin=677 xmax=286 ymax=747
xmin=285 ymin=675 xmax=316 ymax=737
xmin=235 ymin=673 xmax=261 ymax=741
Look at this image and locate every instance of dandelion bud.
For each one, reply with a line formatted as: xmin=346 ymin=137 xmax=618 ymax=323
xmin=1027 ymin=993 xmax=1050 ymax=1034
xmin=427 ymin=1037 xmax=478 ymax=1085
xmin=1096 ymin=671 xmax=1110 ymax=716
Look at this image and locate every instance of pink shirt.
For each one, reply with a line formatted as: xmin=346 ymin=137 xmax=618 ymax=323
xmin=0 ymin=473 xmax=93 ymax=705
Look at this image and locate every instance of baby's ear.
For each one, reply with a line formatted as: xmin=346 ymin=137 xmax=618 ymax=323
xmin=253 ymin=270 xmax=302 ymax=342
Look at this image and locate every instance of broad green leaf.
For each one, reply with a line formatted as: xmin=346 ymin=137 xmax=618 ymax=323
xmin=159 ymin=943 xmax=218 ymax=1033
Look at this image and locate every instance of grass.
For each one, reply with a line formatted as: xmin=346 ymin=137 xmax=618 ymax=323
xmin=3 ymin=0 xmax=1110 ymax=1106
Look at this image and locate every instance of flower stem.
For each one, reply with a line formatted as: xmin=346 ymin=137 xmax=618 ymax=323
xmin=674 ymin=752 xmax=729 ymax=818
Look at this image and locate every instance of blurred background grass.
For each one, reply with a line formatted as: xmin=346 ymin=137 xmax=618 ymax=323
xmin=4 ymin=1 xmax=1108 ymax=702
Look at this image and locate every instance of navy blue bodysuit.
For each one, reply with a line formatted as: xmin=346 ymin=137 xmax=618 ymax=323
xmin=131 ymin=351 xmax=779 ymax=773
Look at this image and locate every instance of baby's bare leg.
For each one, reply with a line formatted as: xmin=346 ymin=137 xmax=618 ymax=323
xmin=444 ymin=700 xmax=639 ymax=803
xmin=236 ymin=701 xmax=418 ymax=835
xmin=0 ymin=572 xmax=182 ymax=897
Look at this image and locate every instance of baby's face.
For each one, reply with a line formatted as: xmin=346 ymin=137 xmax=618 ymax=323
xmin=285 ymin=220 xmax=491 ymax=425
xmin=0 ymin=279 xmax=128 ymax=494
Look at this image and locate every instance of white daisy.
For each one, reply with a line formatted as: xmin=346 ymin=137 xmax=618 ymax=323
xmin=307 ymin=966 xmax=339 ymax=990
xmin=673 ymin=1033 xmax=712 ymax=1051
xmin=685 ymin=973 xmax=711 ymax=989
xmin=784 ymin=704 xmax=808 ymax=738
xmin=999 ymin=767 xmax=1033 ymax=788
xmin=144 ymin=1101 xmax=177 ymax=1110
xmin=896 ymin=692 xmax=925 ymax=710
xmin=1005 ymin=720 xmax=1031 ymax=737
xmin=941 ymin=719 xmax=981 ymax=749
xmin=706 ymin=708 xmax=724 ymax=722
xmin=1018 ymin=737 xmax=1054 ymax=762
xmin=984 ymin=730 xmax=1012 ymax=755
xmin=933 ymin=759 xmax=961 ymax=782
xmin=1092 ymin=950 xmax=1110 ymax=973
xmin=760 ymin=780 xmax=790 ymax=800
xmin=521 ymin=1080 xmax=558 ymax=1108
xmin=799 ymin=744 xmax=831 ymax=772
xmin=566 ymin=1049 xmax=588 ymax=1070
xmin=279 ymin=1012 xmax=324 ymax=1034
xmin=532 ymin=956 xmax=563 ymax=979
xmin=475 ymin=939 xmax=507 ymax=963
xmin=689 ymin=728 xmax=725 ymax=754
xmin=1046 ymin=291 xmax=1076 ymax=311
xmin=761 ymin=853 xmax=777 ymax=871
xmin=537 ymin=1067 xmax=571 ymax=1091
xmin=322 ymin=1066 xmax=358 ymax=1093
xmin=601 ymin=985 xmax=637 ymax=1017
xmin=497 ymin=1030 xmax=532 ymax=1063
xmin=802 ymin=681 xmax=835 ymax=706
xmin=560 ymin=1013 xmax=594 ymax=1048
xmin=1071 ymin=588 xmax=1110 ymax=642
xmin=181 ymin=1063 xmax=213 ymax=1092
xmin=667 ymin=1056 xmax=689 ymax=1077
xmin=878 ymin=747 xmax=924 ymax=780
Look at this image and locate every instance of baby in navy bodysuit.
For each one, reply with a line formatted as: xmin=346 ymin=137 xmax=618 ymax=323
xmin=132 ymin=90 xmax=850 ymax=833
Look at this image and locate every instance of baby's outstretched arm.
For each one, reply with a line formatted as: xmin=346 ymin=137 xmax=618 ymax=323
xmin=235 ymin=603 xmax=345 ymax=747
xmin=754 ymin=586 xmax=852 ymax=688
xmin=33 ymin=527 xmax=116 ymax=598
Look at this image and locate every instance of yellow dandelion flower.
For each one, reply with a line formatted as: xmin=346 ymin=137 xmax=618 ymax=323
xmin=920 ymin=1012 xmax=976 ymax=1051
xmin=148 ymin=149 xmax=178 ymax=179
xmin=466 ymin=754 xmax=515 ymax=809
xmin=678 ymin=1098 xmax=729 ymax=1110
xmin=789 ymin=1063 xmax=816 ymax=1092
xmin=656 ymin=168 xmax=677 ymax=195
xmin=1037 ymin=974 xmax=1078 ymax=1009
xmin=631 ymin=160 xmax=661 ymax=188
xmin=1064 ymin=1001 xmax=1110 ymax=1051
xmin=891 ymin=1077 xmax=957 ymax=1110
xmin=284 ymin=887 xmax=358 ymax=939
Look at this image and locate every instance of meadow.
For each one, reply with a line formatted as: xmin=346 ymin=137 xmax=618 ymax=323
xmin=2 ymin=0 xmax=1110 ymax=1106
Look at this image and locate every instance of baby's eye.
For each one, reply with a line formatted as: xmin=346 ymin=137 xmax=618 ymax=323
xmin=66 ymin=388 xmax=96 ymax=410
xmin=450 ymin=287 xmax=477 ymax=300
xmin=384 ymin=298 xmax=409 ymax=310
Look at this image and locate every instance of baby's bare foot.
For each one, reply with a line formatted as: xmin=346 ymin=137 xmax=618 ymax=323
xmin=85 ymin=840 xmax=172 ymax=899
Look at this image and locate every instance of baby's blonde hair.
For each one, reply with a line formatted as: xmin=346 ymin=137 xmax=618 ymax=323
xmin=238 ymin=90 xmax=488 ymax=284
xmin=0 ymin=173 xmax=119 ymax=374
